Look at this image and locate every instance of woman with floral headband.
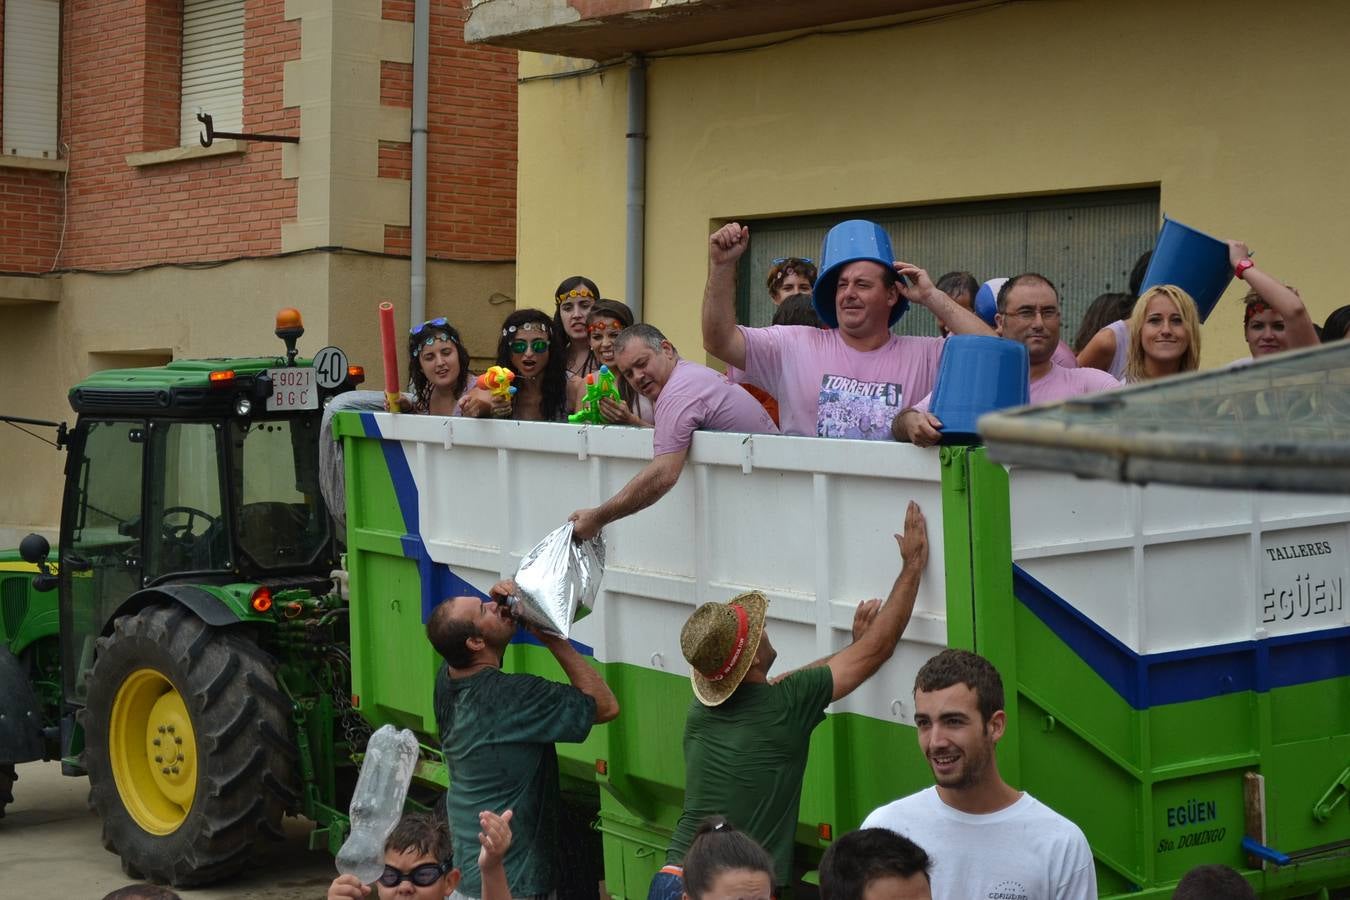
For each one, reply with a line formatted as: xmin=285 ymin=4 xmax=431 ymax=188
xmin=582 ymin=299 xmax=653 ymax=425
xmin=553 ymin=275 xmax=601 ymax=378
xmin=395 ymin=317 xmax=472 ymax=415
xmin=459 ymin=308 xmax=582 ymax=421
xmin=1225 ymin=239 xmax=1318 ymax=362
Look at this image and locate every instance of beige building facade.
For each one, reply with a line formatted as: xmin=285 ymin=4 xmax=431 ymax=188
xmin=480 ymin=0 xmax=1346 ymax=365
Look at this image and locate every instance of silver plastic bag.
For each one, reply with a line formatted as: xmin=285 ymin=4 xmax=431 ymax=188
xmin=511 ymin=523 xmax=605 ymax=637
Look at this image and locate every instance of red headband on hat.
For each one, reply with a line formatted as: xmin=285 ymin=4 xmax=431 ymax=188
xmin=706 ymin=603 xmax=750 ymax=682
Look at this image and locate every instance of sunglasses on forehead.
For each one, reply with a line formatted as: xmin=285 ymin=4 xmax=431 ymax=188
xmin=771 ymin=257 xmax=814 ymax=266
xmin=411 ymin=316 xmax=452 ymax=335
xmin=511 ymin=339 xmax=551 ymax=354
xmin=378 ymin=862 xmax=451 ymax=888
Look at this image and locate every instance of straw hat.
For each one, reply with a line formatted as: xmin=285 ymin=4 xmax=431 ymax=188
xmin=680 ymin=591 xmax=769 ymax=707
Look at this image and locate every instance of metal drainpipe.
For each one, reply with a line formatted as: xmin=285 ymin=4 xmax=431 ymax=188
xmin=625 ymin=55 xmax=647 ymax=322
xmin=410 ymin=0 xmax=430 ymax=327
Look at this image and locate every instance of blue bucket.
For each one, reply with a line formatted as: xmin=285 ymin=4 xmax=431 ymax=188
xmin=973 ymin=277 xmax=1008 ymax=327
xmin=812 ymin=219 xmax=908 ymax=328
xmin=1137 ymin=217 xmax=1233 ymax=321
xmin=930 ymin=335 xmax=1029 ymax=444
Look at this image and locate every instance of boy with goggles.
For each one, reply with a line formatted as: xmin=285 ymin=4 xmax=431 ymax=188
xmin=327 ymin=809 xmax=513 ymax=900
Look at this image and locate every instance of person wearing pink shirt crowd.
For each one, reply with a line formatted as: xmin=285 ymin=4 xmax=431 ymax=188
xmin=702 ymin=221 xmax=994 ymax=439
xmin=569 ymin=324 xmax=777 ymax=540
xmin=893 ymin=274 xmax=1119 ymax=446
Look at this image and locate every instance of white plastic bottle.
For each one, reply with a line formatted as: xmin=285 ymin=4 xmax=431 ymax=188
xmin=335 ymin=724 xmax=421 ymax=884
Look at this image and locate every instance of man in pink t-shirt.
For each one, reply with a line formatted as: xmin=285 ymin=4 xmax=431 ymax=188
xmin=895 ymin=274 xmax=1120 ymax=446
xmin=702 ymin=222 xmax=994 ymax=439
xmin=570 ymin=324 xmax=778 ymax=540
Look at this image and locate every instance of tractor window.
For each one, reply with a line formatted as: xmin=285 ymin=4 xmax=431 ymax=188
xmin=145 ymin=422 xmax=229 ymax=580
xmin=61 ymin=419 xmax=145 ymax=703
xmin=229 ymin=417 xmax=330 ymax=571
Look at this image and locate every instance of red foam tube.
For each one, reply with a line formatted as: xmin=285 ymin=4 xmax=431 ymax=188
xmin=379 ymin=301 xmax=400 ymax=411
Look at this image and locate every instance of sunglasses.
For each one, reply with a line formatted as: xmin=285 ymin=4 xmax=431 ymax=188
xmin=771 ymin=257 xmax=814 ymax=266
xmin=411 ymin=316 xmax=450 ymax=335
xmin=588 ymin=322 xmax=624 ymax=336
xmin=378 ymin=862 xmax=450 ymax=888
xmin=511 ymin=339 xmax=551 ymax=354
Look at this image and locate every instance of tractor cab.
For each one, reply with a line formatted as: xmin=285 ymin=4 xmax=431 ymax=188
xmin=20 ymin=308 xmax=362 ymax=755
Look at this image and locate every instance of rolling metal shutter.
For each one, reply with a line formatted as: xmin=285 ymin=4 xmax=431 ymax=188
xmin=2 ymin=0 xmax=61 ymax=158
xmin=736 ymin=188 xmax=1160 ymax=341
xmin=179 ymin=0 xmax=244 ymax=146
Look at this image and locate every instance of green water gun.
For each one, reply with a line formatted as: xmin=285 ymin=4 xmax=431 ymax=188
xmin=568 ymin=365 xmax=623 ymax=424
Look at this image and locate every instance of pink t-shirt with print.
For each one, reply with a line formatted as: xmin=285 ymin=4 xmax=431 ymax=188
xmin=738 ymin=325 xmax=944 ymax=439
xmin=912 ymin=362 xmax=1119 ymax=414
xmin=653 ymin=359 xmax=779 ymax=456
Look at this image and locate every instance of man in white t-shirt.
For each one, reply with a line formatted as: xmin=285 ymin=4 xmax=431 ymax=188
xmin=894 ymin=274 xmax=1120 ymax=446
xmin=569 ymin=324 xmax=777 ymax=540
xmin=701 ymin=221 xmax=994 ymax=439
xmin=861 ymin=649 xmax=1097 ymax=900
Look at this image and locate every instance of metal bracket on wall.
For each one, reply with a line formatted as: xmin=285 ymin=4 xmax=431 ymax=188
xmin=197 ymin=113 xmax=299 ymax=148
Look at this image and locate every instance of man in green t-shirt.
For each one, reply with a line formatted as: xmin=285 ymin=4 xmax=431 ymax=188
xmin=654 ymin=501 xmax=929 ymax=900
xmin=427 ymin=579 xmax=619 ymax=900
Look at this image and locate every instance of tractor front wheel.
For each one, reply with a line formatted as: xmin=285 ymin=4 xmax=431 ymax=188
xmin=81 ymin=605 xmax=299 ymax=886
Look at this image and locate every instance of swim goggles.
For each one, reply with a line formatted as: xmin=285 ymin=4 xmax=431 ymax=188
xmin=378 ymin=862 xmax=451 ymax=888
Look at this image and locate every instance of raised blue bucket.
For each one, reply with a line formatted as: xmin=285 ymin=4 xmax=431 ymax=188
xmin=812 ymin=219 xmax=908 ymax=328
xmin=930 ymin=335 xmax=1029 ymax=445
xmin=1137 ymin=217 xmax=1233 ymax=321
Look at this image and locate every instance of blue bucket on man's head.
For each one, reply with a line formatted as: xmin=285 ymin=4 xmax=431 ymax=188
xmin=1137 ymin=217 xmax=1233 ymax=321
xmin=811 ymin=219 xmax=908 ymax=329
xmin=929 ymin=335 xmax=1030 ymax=445
xmin=973 ymin=277 xmax=1008 ymax=327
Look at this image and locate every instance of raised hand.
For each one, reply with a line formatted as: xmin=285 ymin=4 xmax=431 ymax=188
xmin=709 ymin=223 xmax=751 ymax=267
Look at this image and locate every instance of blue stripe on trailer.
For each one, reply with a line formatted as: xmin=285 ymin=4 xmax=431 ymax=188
xmin=1013 ymin=565 xmax=1350 ymax=709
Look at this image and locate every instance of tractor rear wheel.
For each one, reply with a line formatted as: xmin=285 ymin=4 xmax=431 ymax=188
xmin=81 ymin=604 xmax=299 ymax=886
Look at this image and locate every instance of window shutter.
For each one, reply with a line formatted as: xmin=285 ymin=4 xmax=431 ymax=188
xmin=179 ymin=0 xmax=244 ymax=146
xmin=2 ymin=0 xmax=62 ymax=158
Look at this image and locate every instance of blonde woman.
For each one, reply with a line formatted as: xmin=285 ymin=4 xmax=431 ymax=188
xmin=1124 ymin=285 xmax=1202 ymax=383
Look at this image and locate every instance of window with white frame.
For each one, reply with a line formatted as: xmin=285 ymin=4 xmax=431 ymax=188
xmin=179 ymin=0 xmax=244 ymax=146
xmin=3 ymin=0 xmax=62 ymax=159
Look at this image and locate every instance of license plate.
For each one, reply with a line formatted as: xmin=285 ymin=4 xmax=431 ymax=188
xmin=267 ymin=367 xmax=318 ymax=411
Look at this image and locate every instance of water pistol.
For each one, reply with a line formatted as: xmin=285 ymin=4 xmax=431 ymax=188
xmin=476 ymin=366 xmax=518 ymax=406
xmin=568 ymin=365 xmax=623 ymax=424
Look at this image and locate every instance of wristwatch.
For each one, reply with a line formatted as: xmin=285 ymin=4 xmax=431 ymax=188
xmin=1235 ymin=258 xmax=1255 ymax=280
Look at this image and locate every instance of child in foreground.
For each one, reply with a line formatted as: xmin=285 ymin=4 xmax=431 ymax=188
xmin=327 ymin=809 xmax=514 ymax=900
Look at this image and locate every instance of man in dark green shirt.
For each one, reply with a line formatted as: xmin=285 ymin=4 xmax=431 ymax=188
xmin=428 ymin=579 xmax=619 ymax=900
xmin=657 ymin=501 xmax=929 ymax=898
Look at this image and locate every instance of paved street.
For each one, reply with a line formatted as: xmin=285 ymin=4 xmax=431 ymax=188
xmin=1 ymin=761 xmax=340 ymax=899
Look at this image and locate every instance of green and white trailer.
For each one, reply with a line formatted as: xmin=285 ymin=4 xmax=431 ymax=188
xmin=334 ymin=408 xmax=1350 ymax=898
xmin=2 ymin=331 xmax=1346 ymax=896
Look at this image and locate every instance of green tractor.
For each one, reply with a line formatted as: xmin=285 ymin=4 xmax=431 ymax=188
xmin=0 ymin=312 xmax=373 ymax=885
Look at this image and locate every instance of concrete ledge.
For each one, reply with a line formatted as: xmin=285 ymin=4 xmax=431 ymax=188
xmin=0 ymin=273 xmax=62 ymax=305
xmin=0 ymin=155 xmax=67 ymax=173
xmin=126 ymin=140 xmax=249 ymax=168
